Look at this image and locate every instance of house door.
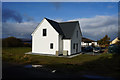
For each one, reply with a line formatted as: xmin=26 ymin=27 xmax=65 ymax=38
xmin=76 ymin=43 xmax=78 ymax=53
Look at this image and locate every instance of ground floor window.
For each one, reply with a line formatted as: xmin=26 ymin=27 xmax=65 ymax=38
xmin=73 ymin=43 xmax=78 ymax=52
xmin=50 ymin=43 xmax=53 ymax=49
xmin=73 ymin=43 xmax=75 ymax=49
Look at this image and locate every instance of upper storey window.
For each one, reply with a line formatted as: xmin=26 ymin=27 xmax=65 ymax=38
xmin=43 ymin=29 xmax=47 ymax=36
xmin=77 ymin=31 xmax=78 ymax=38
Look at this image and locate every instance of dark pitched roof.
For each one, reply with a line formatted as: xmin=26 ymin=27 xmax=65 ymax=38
xmin=45 ymin=18 xmax=64 ymax=36
xmin=45 ymin=18 xmax=79 ymax=39
xmin=82 ymin=37 xmax=95 ymax=43
xmin=59 ymin=21 xmax=78 ymax=39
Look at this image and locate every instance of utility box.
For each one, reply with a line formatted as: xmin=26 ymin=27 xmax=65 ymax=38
xmin=56 ymin=51 xmax=59 ymax=56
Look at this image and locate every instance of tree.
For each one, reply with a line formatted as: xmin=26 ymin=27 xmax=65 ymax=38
xmin=2 ymin=37 xmax=23 ymax=47
xmin=97 ymin=35 xmax=110 ymax=46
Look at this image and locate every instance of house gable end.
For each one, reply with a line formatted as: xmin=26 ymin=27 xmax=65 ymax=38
xmin=31 ymin=18 xmax=59 ymax=36
xmin=71 ymin=23 xmax=78 ymax=39
xmin=77 ymin=22 xmax=82 ymax=37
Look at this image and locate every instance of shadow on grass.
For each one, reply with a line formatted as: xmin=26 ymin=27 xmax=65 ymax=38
xmin=2 ymin=53 xmax=120 ymax=79
xmin=46 ymin=54 xmax=120 ymax=78
xmin=2 ymin=47 xmax=120 ymax=79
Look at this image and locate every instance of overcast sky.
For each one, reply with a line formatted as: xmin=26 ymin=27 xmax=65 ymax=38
xmin=2 ymin=2 xmax=118 ymax=40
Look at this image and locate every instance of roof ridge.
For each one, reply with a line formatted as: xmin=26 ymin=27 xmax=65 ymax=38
xmin=44 ymin=17 xmax=79 ymax=23
xmin=45 ymin=17 xmax=59 ymax=23
xmin=44 ymin=18 xmax=80 ymax=39
xmin=59 ymin=21 xmax=79 ymax=23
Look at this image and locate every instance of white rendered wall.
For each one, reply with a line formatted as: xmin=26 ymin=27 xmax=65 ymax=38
xmin=81 ymin=42 xmax=98 ymax=47
xmin=32 ymin=19 xmax=59 ymax=55
xmin=71 ymin=23 xmax=82 ymax=54
xmin=93 ymin=42 xmax=98 ymax=46
xmin=81 ymin=42 xmax=89 ymax=47
xmin=59 ymin=35 xmax=63 ymax=54
xmin=63 ymin=39 xmax=71 ymax=55
xmin=89 ymin=42 xmax=97 ymax=46
xmin=81 ymin=42 xmax=87 ymax=47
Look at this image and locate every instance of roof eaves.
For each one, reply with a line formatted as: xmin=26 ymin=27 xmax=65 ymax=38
xmin=31 ymin=18 xmax=45 ymax=36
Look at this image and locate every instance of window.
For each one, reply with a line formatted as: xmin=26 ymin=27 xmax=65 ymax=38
xmin=76 ymin=43 xmax=78 ymax=52
xmin=50 ymin=43 xmax=53 ymax=49
xmin=43 ymin=29 xmax=47 ymax=36
xmin=77 ymin=31 xmax=78 ymax=38
xmin=73 ymin=43 xmax=75 ymax=49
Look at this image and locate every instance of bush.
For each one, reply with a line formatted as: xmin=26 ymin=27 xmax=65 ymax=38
xmin=23 ymin=43 xmax=31 ymax=47
xmin=108 ymin=44 xmax=120 ymax=54
xmin=2 ymin=37 xmax=23 ymax=47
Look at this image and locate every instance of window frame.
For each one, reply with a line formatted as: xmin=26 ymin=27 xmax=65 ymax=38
xmin=43 ymin=29 xmax=47 ymax=36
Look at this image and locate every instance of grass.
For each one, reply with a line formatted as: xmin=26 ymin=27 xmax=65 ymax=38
xmin=2 ymin=47 xmax=120 ymax=77
xmin=2 ymin=47 xmax=101 ymax=64
xmin=2 ymin=47 xmax=32 ymax=63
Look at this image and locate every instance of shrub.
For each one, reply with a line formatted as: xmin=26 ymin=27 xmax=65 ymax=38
xmin=2 ymin=37 xmax=23 ymax=47
xmin=108 ymin=44 xmax=120 ymax=54
xmin=23 ymin=43 xmax=31 ymax=47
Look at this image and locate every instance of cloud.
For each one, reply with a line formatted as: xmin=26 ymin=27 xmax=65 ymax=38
xmin=2 ymin=22 xmax=38 ymax=38
xmin=2 ymin=8 xmax=23 ymax=23
xmin=69 ymin=15 xmax=118 ymax=40
xmin=2 ymin=15 xmax=118 ymax=40
xmin=23 ymin=14 xmax=34 ymax=21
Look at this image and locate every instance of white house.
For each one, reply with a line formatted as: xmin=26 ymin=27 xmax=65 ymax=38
xmin=81 ymin=37 xmax=98 ymax=47
xmin=31 ymin=18 xmax=82 ymax=56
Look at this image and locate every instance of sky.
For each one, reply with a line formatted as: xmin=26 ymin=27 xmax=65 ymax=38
xmin=2 ymin=2 xmax=118 ymax=41
xmin=2 ymin=0 xmax=120 ymax=2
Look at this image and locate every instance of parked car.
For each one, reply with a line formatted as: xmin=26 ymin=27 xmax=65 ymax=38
xmin=84 ymin=46 xmax=93 ymax=52
xmin=108 ymin=44 xmax=120 ymax=53
xmin=101 ymin=47 xmax=106 ymax=52
xmin=93 ymin=47 xmax=101 ymax=53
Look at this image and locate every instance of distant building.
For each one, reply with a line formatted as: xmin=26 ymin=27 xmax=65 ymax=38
xmin=81 ymin=37 xmax=98 ymax=47
xmin=110 ymin=37 xmax=120 ymax=45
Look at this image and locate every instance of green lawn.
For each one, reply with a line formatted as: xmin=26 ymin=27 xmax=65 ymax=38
xmin=2 ymin=47 xmax=120 ymax=77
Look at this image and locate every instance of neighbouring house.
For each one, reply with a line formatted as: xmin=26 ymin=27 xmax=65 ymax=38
xmin=110 ymin=37 xmax=120 ymax=45
xmin=81 ymin=37 xmax=98 ymax=47
xmin=31 ymin=18 xmax=82 ymax=56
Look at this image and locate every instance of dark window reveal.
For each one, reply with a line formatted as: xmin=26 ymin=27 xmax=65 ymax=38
xmin=73 ymin=43 xmax=75 ymax=49
xmin=77 ymin=31 xmax=78 ymax=38
xmin=50 ymin=43 xmax=53 ymax=49
xmin=43 ymin=29 xmax=47 ymax=36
